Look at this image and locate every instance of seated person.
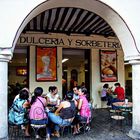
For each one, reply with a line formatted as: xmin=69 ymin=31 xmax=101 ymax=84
xmin=48 ymin=91 xmax=77 ymax=137
xmin=29 ymin=87 xmax=49 ymax=139
xmin=73 ymin=87 xmax=91 ymax=134
xmin=14 ymin=87 xmax=30 ymax=101
xmin=8 ymin=89 xmax=30 ymax=137
xmin=114 ymin=82 xmax=125 ymax=101
xmin=46 ymin=86 xmax=60 ymax=106
xmin=73 ymin=86 xmax=80 ymax=101
xmin=101 ymin=84 xmax=109 ymax=101
xmin=29 ymin=87 xmax=48 ymax=124
xmin=111 ymin=83 xmax=125 ymax=109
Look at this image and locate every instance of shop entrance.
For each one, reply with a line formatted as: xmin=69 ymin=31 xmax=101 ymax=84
xmin=62 ymin=48 xmax=90 ymax=99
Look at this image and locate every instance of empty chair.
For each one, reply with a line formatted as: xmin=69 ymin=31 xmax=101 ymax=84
xmin=110 ymin=109 xmax=125 ymax=131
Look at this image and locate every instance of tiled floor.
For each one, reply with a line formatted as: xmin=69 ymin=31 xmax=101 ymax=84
xmin=8 ymin=108 xmax=133 ymax=140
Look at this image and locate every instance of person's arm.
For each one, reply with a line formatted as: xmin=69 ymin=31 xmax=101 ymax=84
xmin=55 ymin=102 xmax=63 ymax=115
xmin=78 ymin=99 xmax=83 ymax=110
xmin=23 ymin=101 xmax=30 ymax=109
xmin=43 ymin=98 xmax=47 ymax=107
xmin=107 ymin=87 xmax=113 ymax=95
xmin=74 ymin=100 xmax=78 ymax=107
xmin=113 ymin=88 xmax=117 ymax=95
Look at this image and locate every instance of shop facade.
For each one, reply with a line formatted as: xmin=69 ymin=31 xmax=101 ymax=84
xmin=0 ymin=0 xmax=140 ymax=139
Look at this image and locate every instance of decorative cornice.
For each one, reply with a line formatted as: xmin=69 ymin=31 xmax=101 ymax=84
xmin=125 ymin=55 xmax=140 ymax=61
xmin=129 ymin=59 xmax=140 ymax=65
xmin=0 ymin=48 xmax=13 ymax=62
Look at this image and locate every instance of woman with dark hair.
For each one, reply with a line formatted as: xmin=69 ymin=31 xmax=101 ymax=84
xmin=8 ymin=89 xmax=30 ymax=137
xmin=46 ymin=86 xmax=60 ymax=106
xmin=101 ymin=83 xmax=109 ymax=101
xmin=73 ymin=87 xmax=91 ymax=134
xmin=48 ymin=91 xmax=77 ymax=137
xmin=29 ymin=87 xmax=48 ymax=124
xmin=29 ymin=87 xmax=50 ymax=139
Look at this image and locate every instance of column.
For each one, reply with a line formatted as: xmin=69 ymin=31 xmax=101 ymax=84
xmin=128 ymin=60 xmax=140 ymax=139
xmin=0 ymin=60 xmax=8 ymax=139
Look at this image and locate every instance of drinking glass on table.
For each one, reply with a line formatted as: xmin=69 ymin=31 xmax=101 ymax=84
xmin=57 ymin=99 xmax=61 ymax=106
xmin=125 ymin=99 xmax=128 ymax=105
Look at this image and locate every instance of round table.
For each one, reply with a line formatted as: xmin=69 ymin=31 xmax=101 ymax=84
xmin=112 ymin=102 xmax=132 ymax=108
xmin=112 ymin=101 xmax=133 ymax=124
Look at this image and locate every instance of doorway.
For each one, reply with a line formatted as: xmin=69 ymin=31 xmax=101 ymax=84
xmin=8 ymin=46 xmax=29 ymax=107
xmin=62 ymin=48 xmax=90 ymax=99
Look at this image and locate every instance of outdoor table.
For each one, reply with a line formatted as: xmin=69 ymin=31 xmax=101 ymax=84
xmin=112 ymin=102 xmax=132 ymax=110
xmin=112 ymin=101 xmax=133 ymax=124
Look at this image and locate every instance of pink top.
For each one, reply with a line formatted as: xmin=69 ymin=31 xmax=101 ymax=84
xmin=79 ymin=95 xmax=91 ymax=118
xmin=29 ymin=96 xmax=47 ymax=120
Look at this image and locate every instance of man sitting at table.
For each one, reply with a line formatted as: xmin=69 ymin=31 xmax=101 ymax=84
xmin=111 ymin=82 xmax=125 ymax=109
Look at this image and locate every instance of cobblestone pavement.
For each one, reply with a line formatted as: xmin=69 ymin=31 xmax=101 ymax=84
xmin=9 ymin=108 xmax=133 ymax=140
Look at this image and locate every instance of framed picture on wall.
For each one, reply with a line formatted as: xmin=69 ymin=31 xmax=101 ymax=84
xmin=16 ymin=66 xmax=27 ymax=76
xmin=100 ymin=50 xmax=117 ymax=82
xmin=36 ymin=46 xmax=57 ymax=82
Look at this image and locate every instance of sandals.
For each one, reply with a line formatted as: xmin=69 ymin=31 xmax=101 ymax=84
xmin=51 ymin=131 xmax=60 ymax=137
xmin=73 ymin=130 xmax=80 ymax=135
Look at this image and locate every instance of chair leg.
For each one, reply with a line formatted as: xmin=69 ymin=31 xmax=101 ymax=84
xmin=60 ymin=125 xmax=72 ymax=137
xmin=45 ymin=127 xmax=50 ymax=139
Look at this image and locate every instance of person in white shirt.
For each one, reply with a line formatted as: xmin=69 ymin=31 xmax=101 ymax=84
xmin=46 ymin=86 xmax=60 ymax=106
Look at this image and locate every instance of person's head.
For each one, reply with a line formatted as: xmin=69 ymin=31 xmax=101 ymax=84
xmin=81 ymin=82 xmax=85 ymax=87
xmin=103 ymin=84 xmax=109 ymax=89
xmin=78 ymin=87 xmax=87 ymax=96
xmin=114 ymin=82 xmax=121 ymax=87
xmin=49 ymin=86 xmax=58 ymax=95
xmin=22 ymin=87 xmax=29 ymax=93
xmin=34 ymin=87 xmax=43 ymax=97
xmin=73 ymin=86 xmax=80 ymax=95
xmin=65 ymin=91 xmax=73 ymax=101
xmin=19 ymin=89 xmax=29 ymax=100
xmin=48 ymin=86 xmax=52 ymax=92
xmin=30 ymin=87 xmax=43 ymax=105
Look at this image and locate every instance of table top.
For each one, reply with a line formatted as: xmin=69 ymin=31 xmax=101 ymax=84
xmin=112 ymin=102 xmax=133 ymax=108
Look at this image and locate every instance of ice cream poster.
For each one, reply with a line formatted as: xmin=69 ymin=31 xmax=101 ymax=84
xmin=36 ymin=46 xmax=57 ymax=81
xmin=100 ymin=50 xmax=117 ymax=82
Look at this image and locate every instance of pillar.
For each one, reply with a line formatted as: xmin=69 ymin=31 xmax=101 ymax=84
xmin=0 ymin=60 xmax=8 ymax=139
xmin=128 ymin=60 xmax=140 ymax=139
xmin=0 ymin=48 xmax=12 ymax=139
